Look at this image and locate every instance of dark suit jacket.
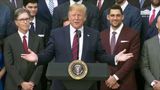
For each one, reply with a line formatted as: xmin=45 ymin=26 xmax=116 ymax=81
xmin=1 ymin=0 xmax=23 ymax=19
xmin=86 ymin=0 xmax=115 ymax=16
xmin=100 ymin=26 xmax=140 ymax=90
xmin=128 ymin=0 xmax=151 ymax=9
xmin=101 ymin=3 xmax=142 ymax=32
xmin=141 ymin=7 xmax=159 ymax=43
xmin=0 ymin=2 xmax=11 ymax=50
xmin=52 ymin=1 xmax=99 ymax=30
xmin=6 ymin=19 xmax=50 ymax=45
xmin=37 ymin=25 xmax=115 ymax=90
xmin=37 ymin=0 xmax=68 ymax=29
xmin=4 ymin=32 xmax=44 ymax=90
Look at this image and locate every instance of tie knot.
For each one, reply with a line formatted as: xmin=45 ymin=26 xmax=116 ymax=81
xmin=30 ymin=22 xmax=34 ymax=25
xmin=23 ymin=35 xmax=26 ymax=38
xmin=112 ymin=31 xmax=117 ymax=35
xmin=153 ymin=9 xmax=156 ymax=13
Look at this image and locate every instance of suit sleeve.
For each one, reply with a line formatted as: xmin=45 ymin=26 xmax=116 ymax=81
xmin=96 ymin=32 xmax=115 ymax=65
xmin=115 ymin=32 xmax=140 ymax=80
xmin=4 ymin=38 xmax=24 ymax=86
xmin=140 ymin=42 xmax=155 ymax=85
xmin=30 ymin=38 xmax=44 ymax=85
xmin=38 ymin=31 xmax=55 ymax=65
xmin=130 ymin=9 xmax=142 ymax=32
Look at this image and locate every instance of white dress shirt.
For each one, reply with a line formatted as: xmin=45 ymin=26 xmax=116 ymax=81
xmin=18 ymin=31 xmax=29 ymax=46
xmin=70 ymin=0 xmax=83 ymax=6
xmin=119 ymin=0 xmax=128 ymax=11
xmin=149 ymin=6 xmax=160 ymax=21
xmin=109 ymin=23 xmax=124 ymax=81
xmin=70 ymin=25 xmax=84 ymax=60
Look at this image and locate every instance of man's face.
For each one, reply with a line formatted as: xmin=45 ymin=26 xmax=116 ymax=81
xmin=151 ymin=0 xmax=160 ymax=7
xmin=15 ymin=12 xmax=30 ymax=33
xmin=68 ymin=9 xmax=86 ymax=29
xmin=24 ymin=3 xmax=38 ymax=17
xmin=107 ymin=9 xmax=124 ymax=29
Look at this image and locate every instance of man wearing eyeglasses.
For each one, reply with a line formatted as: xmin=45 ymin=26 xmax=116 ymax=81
xmin=4 ymin=8 xmax=44 ymax=90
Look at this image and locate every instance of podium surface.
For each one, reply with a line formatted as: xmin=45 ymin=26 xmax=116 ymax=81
xmin=46 ymin=62 xmax=109 ymax=90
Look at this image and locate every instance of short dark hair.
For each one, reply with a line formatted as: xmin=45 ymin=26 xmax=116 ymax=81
xmin=108 ymin=4 xmax=123 ymax=15
xmin=23 ymin=0 xmax=38 ymax=7
xmin=14 ymin=8 xmax=31 ymax=20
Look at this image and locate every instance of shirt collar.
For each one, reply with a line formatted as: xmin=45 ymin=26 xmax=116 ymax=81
xmin=18 ymin=30 xmax=29 ymax=39
xmin=119 ymin=0 xmax=128 ymax=11
xmin=70 ymin=25 xmax=83 ymax=34
xmin=70 ymin=0 xmax=83 ymax=6
xmin=30 ymin=17 xmax=36 ymax=24
xmin=151 ymin=5 xmax=160 ymax=12
xmin=110 ymin=23 xmax=123 ymax=35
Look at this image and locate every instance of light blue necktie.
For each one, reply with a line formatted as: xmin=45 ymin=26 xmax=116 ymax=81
xmin=48 ymin=0 xmax=54 ymax=15
xmin=139 ymin=0 xmax=145 ymax=8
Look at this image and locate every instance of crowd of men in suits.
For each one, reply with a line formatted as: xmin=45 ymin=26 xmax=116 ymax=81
xmin=0 ymin=0 xmax=160 ymax=90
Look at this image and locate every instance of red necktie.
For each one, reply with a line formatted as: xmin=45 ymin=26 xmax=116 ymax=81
xmin=23 ymin=35 xmax=28 ymax=53
xmin=149 ymin=9 xmax=155 ymax=25
xmin=97 ymin=0 xmax=102 ymax=10
xmin=110 ymin=32 xmax=117 ymax=54
xmin=72 ymin=30 xmax=79 ymax=60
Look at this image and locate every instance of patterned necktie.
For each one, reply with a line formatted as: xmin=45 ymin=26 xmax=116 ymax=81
xmin=48 ymin=0 xmax=54 ymax=15
xmin=139 ymin=0 xmax=144 ymax=8
xmin=110 ymin=32 xmax=117 ymax=54
xmin=149 ymin=9 xmax=156 ymax=25
xmin=23 ymin=35 xmax=28 ymax=54
xmin=72 ymin=30 xmax=79 ymax=60
xmin=97 ymin=0 xmax=102 ymax=10
xmin=30 ymin=22 xmax=35 ymax=33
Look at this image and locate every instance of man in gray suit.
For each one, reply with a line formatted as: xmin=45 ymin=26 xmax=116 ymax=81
xmin=141 ymin=16 xmax=160 ymax=90
xmin=4 ymin=8 xmax=44 ymax=90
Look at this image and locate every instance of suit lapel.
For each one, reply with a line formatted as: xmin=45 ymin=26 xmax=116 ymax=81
xmin=64 ymin=26 xmax=72 ymax=60
xmin=14 ymin=33 xmax=24 ymax=53
xmin=103 ymin=30 xmax=111 ymax=54
xmin=81 ymin=27 xmax=90 ymax=60
xmin=114 ymin=26 xmax=126 ymax=54
xmin=28 ymin=33 xmax=35 ymax=50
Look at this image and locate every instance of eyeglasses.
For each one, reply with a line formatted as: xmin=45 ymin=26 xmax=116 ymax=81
xmin=16 ymin=18 xmax=30 ymax=22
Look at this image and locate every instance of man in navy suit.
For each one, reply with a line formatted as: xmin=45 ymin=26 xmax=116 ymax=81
xmin=128 ymin=0 xmax=150 ymax=9
xmin=101 ymin=0 xmax=142 ymax=32
xmin=21 ymin=4 xmax=133 ymax=90
xmin=141 ymin=0 xmax=160 ymax=43
xmin=37 ymin=0 xmax=68 ymax=29
xmin=52 ymin=0 xmax=100 ymax=30
xmin=0 ymin=2 xmax=11 ymax=51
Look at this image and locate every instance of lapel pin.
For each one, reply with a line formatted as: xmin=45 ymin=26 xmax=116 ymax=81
xmin=87 ymin=34 xmax=90 ymax=37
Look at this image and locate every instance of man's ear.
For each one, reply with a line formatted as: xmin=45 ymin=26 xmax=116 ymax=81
xmin=107 ymin=15 xmax=110 ymax=21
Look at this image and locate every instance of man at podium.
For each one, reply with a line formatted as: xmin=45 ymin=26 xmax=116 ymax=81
xmin=21 ymin=3 xmax=133 ymax=90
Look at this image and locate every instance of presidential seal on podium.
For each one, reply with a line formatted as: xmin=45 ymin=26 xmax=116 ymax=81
xmin=68 ymin=60 xmax=88 ymax=80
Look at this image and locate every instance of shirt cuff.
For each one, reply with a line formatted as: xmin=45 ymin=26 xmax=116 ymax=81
xmin=151 ymin=81 xmax=156 ymax=86
xmin=114 ymin=56 xmax=118 ymax=65
xmin=113 ymin=74 xmax=119 ymax=81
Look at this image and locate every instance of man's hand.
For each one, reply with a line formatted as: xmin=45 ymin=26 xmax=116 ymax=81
xmin=21 ymin=82 xmax=34 ymax=90
xmin=116 ymin=49 xmax=133 ymax=62
xmin=111 ymin=82 xmax=120 ymax=89
xmin=21 ymin=49 xmax=38 ymax=62
xmin=153 ymin=80 xmax=160 ymax=90
xmin=105 ymin=75 xmax=117 ymax=88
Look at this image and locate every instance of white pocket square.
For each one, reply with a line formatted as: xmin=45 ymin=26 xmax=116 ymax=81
xmin=38 ymin=34 xmax=44 ymax=37
xmin=120 ymin=40 xmax=129 ymax=43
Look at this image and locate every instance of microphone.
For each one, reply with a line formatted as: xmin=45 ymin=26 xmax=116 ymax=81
xmin=76 ymin=30 xmax=81 ymax=38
